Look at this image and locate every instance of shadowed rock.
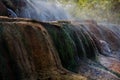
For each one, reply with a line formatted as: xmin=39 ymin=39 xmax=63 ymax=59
xmin=1 ymin=0 xmax=120 ymax=80
xmin=0 ymin=16 xmax=120 ymax=80
xmin=0 ymin=1 xmax=8 ymax=16
xmin=0 ymin=16 xmax=86 ymax=80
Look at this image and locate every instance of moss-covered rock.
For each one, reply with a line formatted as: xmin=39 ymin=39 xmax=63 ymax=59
xmin=0 ymin=16 xmax=87 ymax=80
xmin=42 ymin=21 xmax=99 ymax=72
xmin=0 ymin=16 xmax=120 ymax=80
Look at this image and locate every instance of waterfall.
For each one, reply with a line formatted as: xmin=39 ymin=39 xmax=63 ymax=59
xmin=1 ymin=0 xmax=120 ymax=79
xmin=16 ymin=0 xmax=70 ymax=21
xmin=42 ymin=21 xmax=120 ymax=79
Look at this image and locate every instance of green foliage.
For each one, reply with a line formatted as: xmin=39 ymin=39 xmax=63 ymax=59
xmin=58 ymin=0 xmax=120 ymax=23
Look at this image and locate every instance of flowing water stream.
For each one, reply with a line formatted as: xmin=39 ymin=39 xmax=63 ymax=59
xmin=15 ymin=0 xmax=70 ymax=21
xmin=5 ymin=0 xmax=120 ymax=79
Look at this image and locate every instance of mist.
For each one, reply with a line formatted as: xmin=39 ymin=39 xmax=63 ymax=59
xmin=16 ymin=0 xmax=120 ymax=24
xmin=57 ymin=0 xmax=120 ymax=24
xmin=16 ymin=0 xmax=71 ymax=21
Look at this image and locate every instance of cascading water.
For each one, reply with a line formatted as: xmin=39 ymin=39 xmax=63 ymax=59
xmin=42 ymin=21 xmax=120 ymax=79
xmin=7 ymin=8 xmax=17 ymax=17
xmin=1 ymin=0 xmax=120 ymax=79
xmin=16 ymin=0 xmax=70 ymax=21
xmin=15 ymin=0 xmax=120 ymax=79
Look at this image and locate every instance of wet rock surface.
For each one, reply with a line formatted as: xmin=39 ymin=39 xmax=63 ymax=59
xmin=45 ymin=21 xmax=120 ymax=80
xmin=0 ymin=16 xmax=86 ymax=80
xmin=0 ymin=0 xmax=120 ymax=80
xmin=0 ymin=16 xmax=120 ymax=80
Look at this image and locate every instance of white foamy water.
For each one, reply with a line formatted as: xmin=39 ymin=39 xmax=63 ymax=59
xmin=16 ymin=0 xmax=70 ymax=21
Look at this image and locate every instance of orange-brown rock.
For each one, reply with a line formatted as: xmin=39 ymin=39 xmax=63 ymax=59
xmin=0 ymin=16 xmax=120 ymax=80
xmin=99 ymin=55 xmax=120 ymax=74
xmin=0 ymin=16 xmax=86 ymax=80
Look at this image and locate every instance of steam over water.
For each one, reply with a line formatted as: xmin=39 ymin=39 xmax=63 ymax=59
xmin=16 ymin=0 xmax=70 ymax=21
xmin=7 ymin=0 xmax=119 ymax=24
xmin=2 ymin=0 xmax=120 ymax=79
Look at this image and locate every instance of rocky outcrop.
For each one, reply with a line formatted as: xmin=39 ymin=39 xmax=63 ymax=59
xmin=0 ymin=16 xmax=120 ymax=80
xmin=0 ymin=1 xmax=8 ymax=16
xmin=0 ymin=0 xmax=26 ymax=11
xmin=43 ymin=20 xmax=120 ymax=80
xmin=0 ymin=0 xmax=26 ymax=17
xmin=0 ymin=16 xmax=86 ymax=80
xmin=1 ymin=0 xmax=120 ymax=80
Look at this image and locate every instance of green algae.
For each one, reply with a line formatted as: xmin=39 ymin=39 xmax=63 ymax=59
xmin=42 ymin=23 xmax=77 ymax=72
xmin=42 ymin=22 xmax=99 ymax=72
xmin=0 ymin=24 xmax=22 ymax=80
xmin=62 ymin=23 xmax=98 ymax=61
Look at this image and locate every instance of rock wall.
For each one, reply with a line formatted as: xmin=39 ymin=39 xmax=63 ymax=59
xmin=0 ymin=16 xmax=86 ymax=80
xmin=0 ymin=16 xmax=120 ymax=80
xmin=0 ymin=1 xmax=8 ymax=16
xmin=43 ymin=20 xmax=120 ymax=80
xmin=0 ymin=0 xmax=120 ymax=80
